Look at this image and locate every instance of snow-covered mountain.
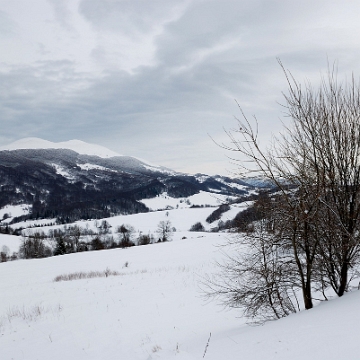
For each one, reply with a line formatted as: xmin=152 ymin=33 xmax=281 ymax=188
xmin=0 ymin=138 xmax=256 ymax=225
xmin=0 ymin=137 xmax=121 ymax=158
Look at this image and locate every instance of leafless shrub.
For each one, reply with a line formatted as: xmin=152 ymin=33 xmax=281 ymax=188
xmin=6 ymin=304 xmax=45 ymax=322
xmin=152 ymin=345 xmax=162 ymax=353
xmin=203 ymin=218 xmax=299 ymax=324
xmin=0 ymin=303 xmax=63 ymax=333
xmin=138 ymin=234 xmax=151 ymax=246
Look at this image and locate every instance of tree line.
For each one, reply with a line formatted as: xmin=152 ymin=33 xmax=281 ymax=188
xmin=0 ymin=219 xmax=175 ymax=262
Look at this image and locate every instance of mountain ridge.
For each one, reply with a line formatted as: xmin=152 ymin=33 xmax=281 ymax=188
xmin=0 ymin=137 xmax=121 ymax=158
xmin=0 ymin=141 xmax=256 ymax=225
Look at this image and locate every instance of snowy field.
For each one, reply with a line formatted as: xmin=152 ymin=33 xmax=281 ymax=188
xmin=0 ymin=233 xmax=240 ymax=360
xmin=0 ymin=233 xmax=22 ymax=253
xmin=1 ymin=230 xmax=360 ymax=359
xmin=9 ymin=200 xmax=252 ymax=235
xmin=140 ymin=191 xmax=237 ymax=211
xmin=1 ymin=195 xmax=360 ymax=360
xmin=0 ymin=204 xmax=31 ymax=224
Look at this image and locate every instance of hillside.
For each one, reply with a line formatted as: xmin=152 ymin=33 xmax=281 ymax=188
xmin=0 ymin=138 xmax=255 ymax=226
xmin=1 ymin=230 xmax=359 ymax=360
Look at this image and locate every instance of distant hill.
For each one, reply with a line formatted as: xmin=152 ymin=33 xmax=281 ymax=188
xmin=0 ymin=139 xmax=257 ymax=224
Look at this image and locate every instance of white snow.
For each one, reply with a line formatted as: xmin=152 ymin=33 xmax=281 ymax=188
xmin=13 ymin=208 xmax=218 ymax=234
xmin=0 ymin=233 xmax=241 ymax=360
xmin=0 ymin=204 xmax=31 ymax=221
xmin=206 ymin=288 xmax=360 ymax=360
xmin=78 ymin=163 xmax=115 ymax=172
xmin=52 ymin=164 xmax=74 ymax=179
xmin=219 ymin=201 xmax=253 ymax=223
xmin=0 ymin=233 xmax=22 ymax=253
xmin=140 ymin=191 xmax=236 ymax=211
xmin=0 ymin=137 xmax=121 ymax=158
xmin=143 ymin=164 xmax=175 ymax=174
xmin=7 ymin=197 xmax=251 ymax=234
xmin=195 ymin=175 xmax=210 ymax=183
xmin=1 ymin=229 xmax=360 ymax=360
xmin=214 ymin=177 xmax=249 ymax=191
xmin=12 ymin=218 xmax=57 ymax=230
xmin=0 ymin=186 xmax=357 ymax=360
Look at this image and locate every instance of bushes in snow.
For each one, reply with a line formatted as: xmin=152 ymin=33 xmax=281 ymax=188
xmin=116 ymin=224 xmax=136 ymax=248
xmin=19 ymin=231 xmax=52 ymax=259
xmin=189 ymin=222 xmax=205 ymax=232
xmin=14 ymin=218 xmax=179 ymax=260
xmin=206 ymin=204 xmax=230 ymax=224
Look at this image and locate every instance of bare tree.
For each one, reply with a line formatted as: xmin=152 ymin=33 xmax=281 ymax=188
xmin=275 ymin=61 xmax=360 ymax=297
xmin=20 ymin=231 xmax=51 ymax=259
xmin=211 ymin=61 xmax=360 ymax=318
xmin=157 ymin=220 xmax=173 ymax=242
xmin=116 ymin=224 xmax=135 ymax=248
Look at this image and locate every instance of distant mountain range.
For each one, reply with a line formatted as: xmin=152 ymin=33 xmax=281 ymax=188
xmin=0 ymin=138 xmax=264 ymax=224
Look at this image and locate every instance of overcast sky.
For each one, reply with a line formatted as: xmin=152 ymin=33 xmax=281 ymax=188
xmin=1 ymin=0 xmax=360 ymax=175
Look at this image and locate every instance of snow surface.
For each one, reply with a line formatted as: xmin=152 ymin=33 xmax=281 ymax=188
xmin=0 ymin=138 xmax=121 ymax=158
xmin=1 ymin=185 xmax=357 ymax=359
xmin=143 ymin=164 xmax=176 ymax=174
xmin=12 ymin=208 xmax=218 ymax=234
xmin=220 ymin=201 xmax=254 ymax=223
xmin=0 ymin=204 xmax=31 ymax=221
xmin=5 ymin=197 xmax=252 ymax=235
xmin=0 ymin=234 xmax=22 ymax=253
xmin=195 ymin=175 xmax=210 ymax=183
xmin=140 ymin=191 xmax=236 ymax=211
xmin=214 ymin=177 xmax=249 ymax=191
xmin=52 ymin=164 xmax=75 ymax=180
xmin=10 ymin=202 xmax=251 ymax=235
xmin=1 ymin=230 xmax=360 ymax=359
xmin=78 ymin=163 xmax=115 ymax=172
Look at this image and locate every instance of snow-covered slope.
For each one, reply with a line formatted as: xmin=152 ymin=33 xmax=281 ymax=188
xmin=1 ymin=232 xmax=359 ymax=360
xmin=140 ymin=191 xmax=236 ymax=211
xmin=0 ymin=137 xmax=121 ymax=158
xmin=0 ymin=233 xmax=22 ymax=253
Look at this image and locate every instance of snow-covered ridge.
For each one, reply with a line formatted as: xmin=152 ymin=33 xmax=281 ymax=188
xmin=0 ymin=138 xmax=171 ymax=171
xmin=0 ymin=138 xmax=121 ymax=158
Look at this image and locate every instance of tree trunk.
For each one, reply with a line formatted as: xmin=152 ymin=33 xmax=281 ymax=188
xmin=338 ymin=262 xmax=348 ymax=297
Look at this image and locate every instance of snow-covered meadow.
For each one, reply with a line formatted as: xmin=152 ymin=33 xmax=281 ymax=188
xmin=0 ymin=232 xmax=238 ymax=360
xmin=7 ymin=191 xmax=251 ymax=236
xmin=1 ymin=229 xmax=360 ymax=360
xmin=1 ymin=194 xmax=360 ymax=359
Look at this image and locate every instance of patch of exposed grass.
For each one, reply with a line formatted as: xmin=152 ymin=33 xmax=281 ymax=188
xmin=0 ymin=303 xmax=63 ymax=332
xmin=53 ymin=268 xmax=122 ymax=282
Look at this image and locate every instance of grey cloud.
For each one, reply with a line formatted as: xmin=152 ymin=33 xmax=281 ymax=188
xmin=78 ymin=0 xmax=188 ymax=37
xmin=2 ymin=0 xmax=360 ymax=174
xmin=0 ymin=10 xmax=17 ymax=37
xmin=47 ymin=0 xmax=73 ymax=30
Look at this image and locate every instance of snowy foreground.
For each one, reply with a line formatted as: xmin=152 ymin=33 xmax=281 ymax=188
xmin=1 ymin=232 xmax=360 ymax=360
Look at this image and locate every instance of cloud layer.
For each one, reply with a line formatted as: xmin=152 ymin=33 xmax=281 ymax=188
xmin=1 ymin=0 xmax=360 ymax=174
